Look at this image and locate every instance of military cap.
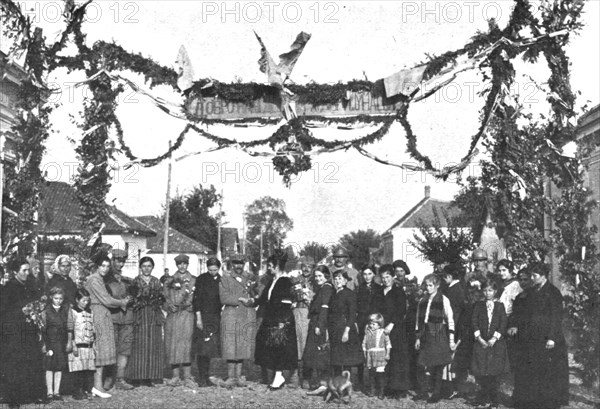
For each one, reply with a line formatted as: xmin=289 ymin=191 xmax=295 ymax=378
xmin=174 ymin=254 xmax=190 ymax=264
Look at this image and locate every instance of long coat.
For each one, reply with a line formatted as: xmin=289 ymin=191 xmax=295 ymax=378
xmin=381 ymin=285 xmax=410 ymax=391
xmin=512 ymin=281 xmax=569 ymax=409
xmin=192 ymin=273 xmax=222 ymax=358
xmin=470 ymin=300 xmax=509 ymax=376
xmin=356 ymin=281 xmax=383 ymax=339
xmin=0 ymin=278 xmax=45 ymax=404
xmin=85 ymin=272 xmax=127 ymax=367
xmin=328 ymin=286 xmax=363 ymax=367
xmin=163 ymin=271 xmax=195 ymax=365
xmin=219 ymin=272 xmax=256 ymax=360
xmin=303 ymin=282 xmax=334 ymax=370
xmin=254 ymin=276 xmax=298 ymax=370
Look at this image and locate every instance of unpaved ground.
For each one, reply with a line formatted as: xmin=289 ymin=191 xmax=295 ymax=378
xmin=11 ymin=359 xmax=600 ymax=409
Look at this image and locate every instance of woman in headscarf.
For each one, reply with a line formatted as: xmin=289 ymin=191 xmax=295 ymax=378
xmin=47 ymin=255 xmax=77 ymax=307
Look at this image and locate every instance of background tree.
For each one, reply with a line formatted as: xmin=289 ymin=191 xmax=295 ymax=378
xmin=339 ymin=229 xmax=381 ymax=270
xmin=166 ymin=184 xmax=222 ymax=251
xmin=245 ymin=196 xmax=294 ymax=267
xmin=301 ymin=241 xmax=331 ymax=264
xmin=410 ymin=206 xmax=475 ymax=273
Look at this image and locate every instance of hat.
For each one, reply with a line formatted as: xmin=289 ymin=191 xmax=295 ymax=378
xmin=392 ymin=259 xmax=411 ymax=276
xmin=230 ymin=254 xmax=246 ymax=265
xmin=333 ymin=247 xmax=348 ymax=258
xmin=174 ymin=254 xmax=190 ymax=264
xmin=472 ymin=248 xmax=488 ymax=261
xmin=300 ymin=256 xmax=316 ymax=266
xmin=111 ymin=248 xmax=128 ymax=260
xmin=332 ymin=270 xmax=352 ymax=281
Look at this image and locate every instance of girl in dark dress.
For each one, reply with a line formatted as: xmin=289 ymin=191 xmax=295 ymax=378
xmin=328 ymin=270 xmax=363 ymax=375
xmin=193 ymin=257 xmax=222 ymax=387
xmin=356 ymin=264 xmax=383 ymax=390
xmin=513 ymin=263 xmax=569 ymax=409
xmin=471 ymin=280 xmax=509 ymax=408
xmin=414 ymin=273 xmax=456 ymax=404
xmin=379 ymin=265 xmax=410 ymax=399
xmin=0 ymin=258 xmax=46 ymax=407
xmin=254 ymin=251 xmax=297 ymax=389
xmin=303 ymin=266 xmax=334 ymax=392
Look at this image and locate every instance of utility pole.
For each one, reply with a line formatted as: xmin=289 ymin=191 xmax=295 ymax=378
xmin=259 ymin=227 xmax=263 ymax=273
xmin=0 ymin=133 xmax=4 ymax=255
xmin=162 ymin=141 xmax=172 ymax=273
xmin=241 ymin=212 xmax=246 ymax=256
xmin=216 ymin=188 xmax=223 ymax=261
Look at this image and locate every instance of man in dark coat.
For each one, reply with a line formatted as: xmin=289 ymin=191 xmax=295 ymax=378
xmin=193 ymin=257 xmax=222 ymax=387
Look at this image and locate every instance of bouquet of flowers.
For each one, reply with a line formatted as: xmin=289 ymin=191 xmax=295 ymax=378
xmin=128 ymin=282 xmax=166 ymax=311
xmin=266 ymin=321 xmax=291 ymax=347
xmin=165 ymin=276 xmax=194 ymax=308
xmin=22 ymin=295 xmax=48 ymax=331
xmin=290 ymin=276 xmax=310 ymax=304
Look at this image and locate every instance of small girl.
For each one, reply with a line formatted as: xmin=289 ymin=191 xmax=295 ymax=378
xmin=42 ymin=287 xmax=73 ymax=401
xmin=68 ymin=289 xmax=96 ymax=400
xmin=414 ymin=273 xmax=455 ymax=404
xmin=362 ymin=313 xmax=391 ymax=399
xmin=471 ymin=280 xmax=509 ymax=409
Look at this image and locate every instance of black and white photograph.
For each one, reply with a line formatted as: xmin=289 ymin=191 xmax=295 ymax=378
xmin=0 ymin=1 xmax=599 ymax=408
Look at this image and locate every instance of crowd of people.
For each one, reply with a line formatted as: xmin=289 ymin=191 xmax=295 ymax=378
xmin=0 ymin=246 xmax=570 ymax=409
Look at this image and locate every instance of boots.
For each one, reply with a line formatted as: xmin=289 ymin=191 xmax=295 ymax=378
xmin=196 ymin=356 xmax=209 ymax=387
xmin=289 ymin=369 xmax=300 ymax=388
xmin=234 ymin=362 xmax=246 ymax=387
xmin=166 ymin=366 xmax=182 ymax=387
xmin=182 ymin=365 xmax=198 ymax=389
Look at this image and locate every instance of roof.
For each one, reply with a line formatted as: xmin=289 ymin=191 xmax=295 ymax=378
xmin=136 ymin=216 xmax=212 ymax=254
xmin=38 ymin=181 xmax=156 ymax=237
xmin=576 ymin=103 xmax=600 ymax=144
xmin=221 ymin=227 xmax=239 ymax=251
xmin=384 ymin=198 xmax=466 ymax=232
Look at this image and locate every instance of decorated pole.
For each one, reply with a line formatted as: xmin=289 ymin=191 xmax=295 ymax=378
xmin=0 ymin=133 xmax=4 ymax=255
xmin=216 ymin=188 xmax=223 ymax=261
xmin=162 ymin=140 xmax=172 ymax=271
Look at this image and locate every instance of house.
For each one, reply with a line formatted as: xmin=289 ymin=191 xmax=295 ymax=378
xmin=545 ymin=104 xmax=600 ymax=286
xmin=38 ymin=181 xmax=156 ymax=277
xmin=381 ymin=186 xmax=472 ymax=281
xmin=1 ymin=51 xmax=28 ymax=251
xmin=221 ymin=227 xmax=240 ymax=259
xmin=136 ymin=215 xmax=212 ymax=276
xmin=0 ymin=50 xmax=27 ymax=164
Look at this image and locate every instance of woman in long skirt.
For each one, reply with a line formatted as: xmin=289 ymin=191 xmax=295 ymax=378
xmin=84 ymin=255 xmax=131 ymax=398
xmin=379 ymin=265 xmax=410 ymax=398
xmin=126 ymin=257 xmax=165 ymax=385
xmin=254 ymin=250 xmax=298 ymax=389
xmin=303 ymin=266 xmax=334 ymax=391
xmin=328 ymin=270 xmax=363 ymax=375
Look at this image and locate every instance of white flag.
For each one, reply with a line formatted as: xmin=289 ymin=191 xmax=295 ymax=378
xmin=176 ymin=45 xmax=195 ymax=92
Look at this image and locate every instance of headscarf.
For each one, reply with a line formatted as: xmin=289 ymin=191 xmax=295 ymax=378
xmin=50 ymin=254 xmax=71 ymax=276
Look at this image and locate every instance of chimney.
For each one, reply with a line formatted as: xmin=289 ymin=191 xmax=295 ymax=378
xmin=424 ymin=185 xmax=431 ymax=198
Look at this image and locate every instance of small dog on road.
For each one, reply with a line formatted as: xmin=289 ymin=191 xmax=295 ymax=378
xmin=324 ymin=370 xmax=353 ymax=404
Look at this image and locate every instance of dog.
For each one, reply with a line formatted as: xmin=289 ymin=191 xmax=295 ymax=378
xmin=323 ymin=370 xmax=353 ymax=404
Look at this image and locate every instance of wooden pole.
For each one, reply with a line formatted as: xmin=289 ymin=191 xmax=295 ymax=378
xmin=0 ymin=133 xmax=4 ymax=256
xmin=259 ymin=228 xmax=263 ymax=273
xmin=216 ymin=188 xmax=223 ymax=261
xmin=162 ymin=141 xmax=172 ymax=272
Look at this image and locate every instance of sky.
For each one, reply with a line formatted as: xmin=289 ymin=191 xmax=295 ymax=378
xmin=6 ymin=0 xmax=599 ymax=248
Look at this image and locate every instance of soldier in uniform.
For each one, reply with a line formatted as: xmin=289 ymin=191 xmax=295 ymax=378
xmin=329 ymin=247 xmax=361 ymax=291
xmin=291 ymin=256 xmax=315 ymax=388
xmin=103 ymin=248 xmax=134 ymax=391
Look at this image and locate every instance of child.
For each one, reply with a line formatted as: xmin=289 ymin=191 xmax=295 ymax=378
xmin=414 ymin=273 xmax=455 ymax=404
xmin=362 ymin=313 xmax=391 ymax=399
xmin=471 ymin=280 xmax=509 ymax=409
xmin=42 ymin=287 xmax=73 ymax=401
xmin=68 ymin=289 xmax=96 ymax=400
